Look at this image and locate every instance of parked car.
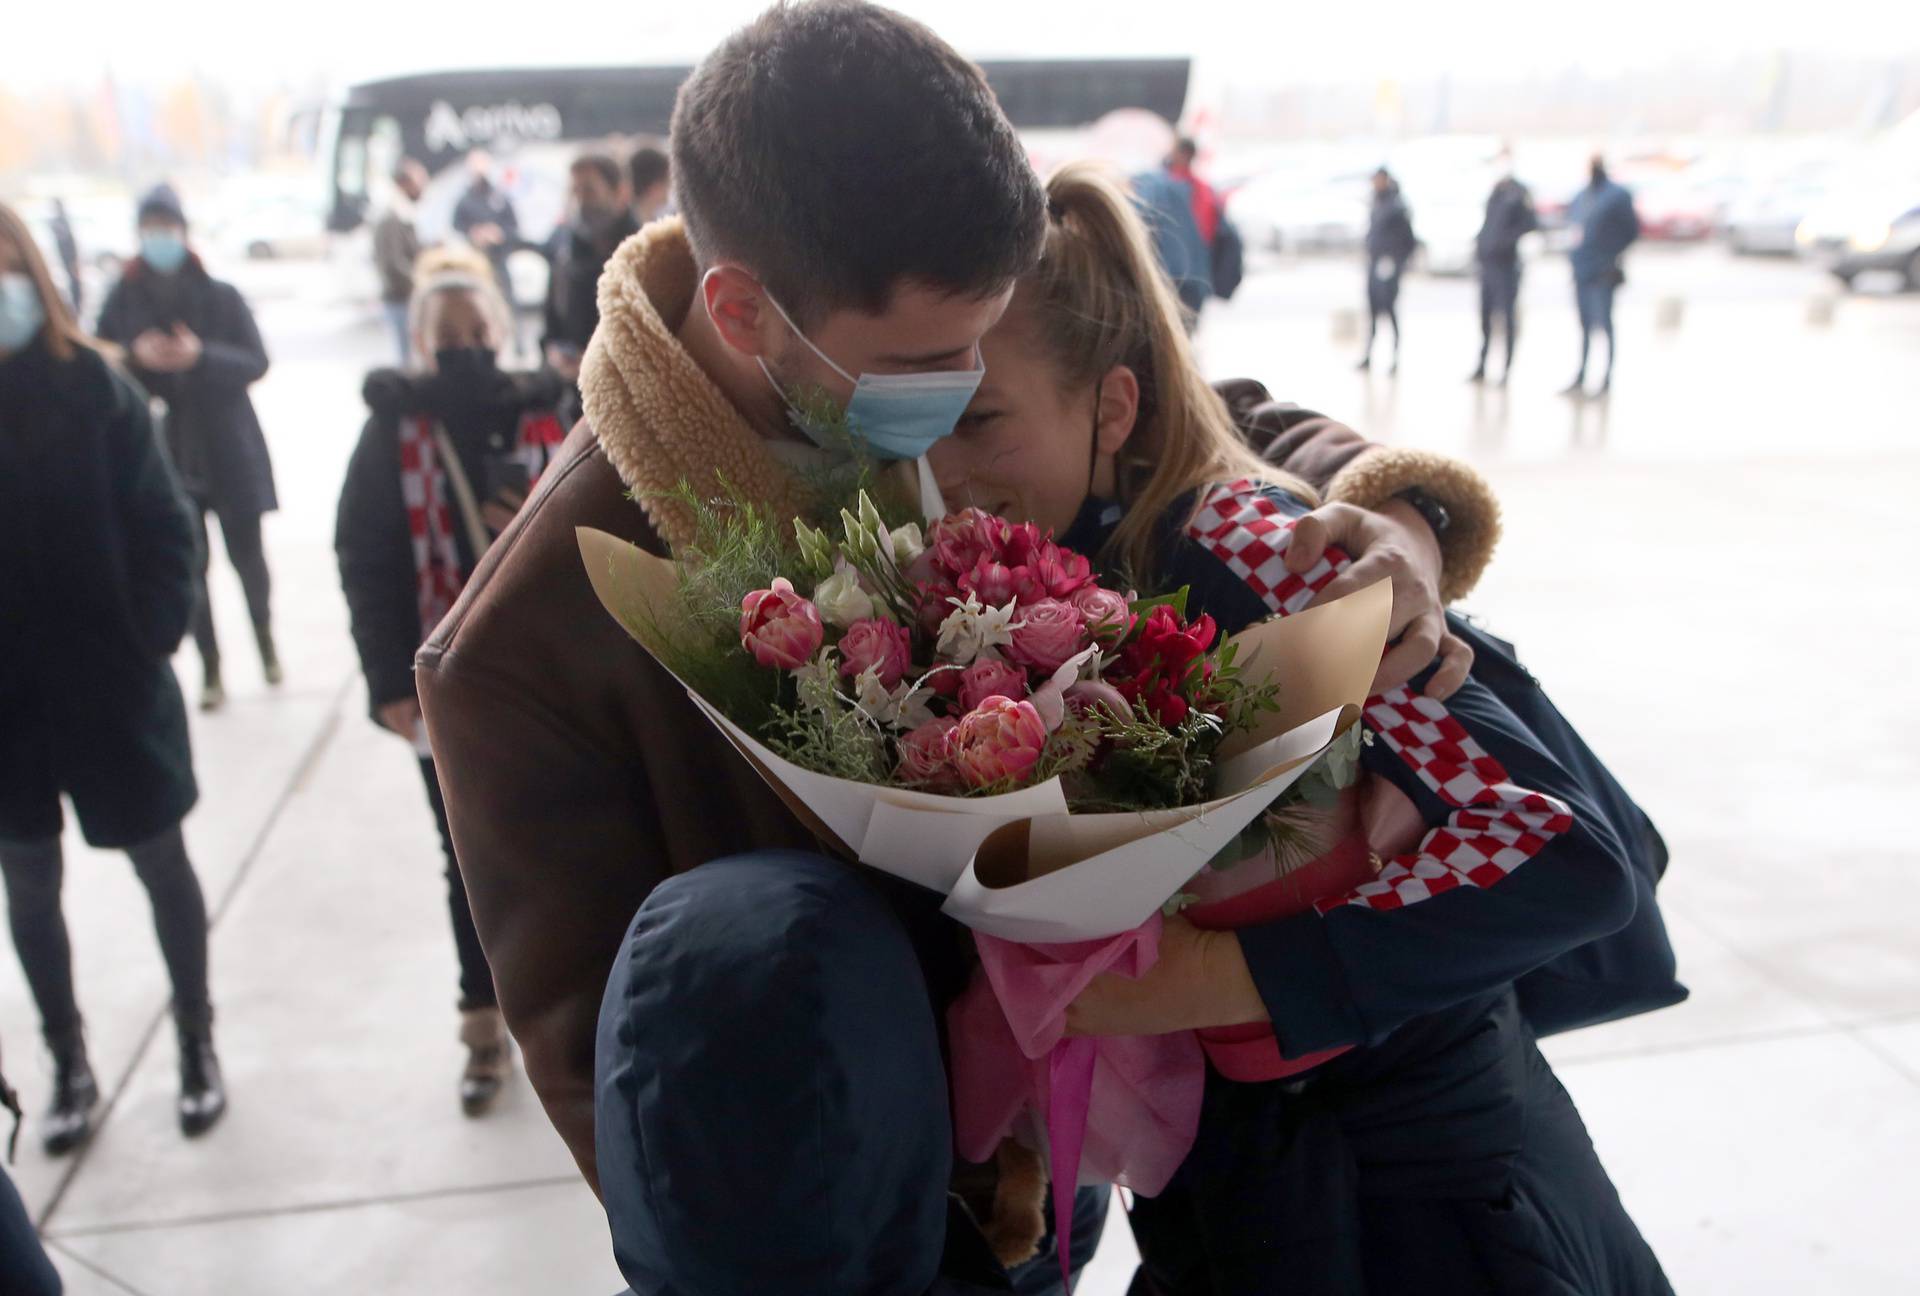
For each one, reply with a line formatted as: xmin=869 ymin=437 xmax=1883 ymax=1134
xmin=1798 ymin=189 xmax=1920 ymax=289
xmin=1727 ymin=175 xmax=1830 ymax=256
xmin=1226 ymin=166 xmax=1370 ymax=255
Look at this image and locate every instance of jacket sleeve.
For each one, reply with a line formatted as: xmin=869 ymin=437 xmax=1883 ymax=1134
xmin=1217 ymin=379 xmax=1502 ymax=602
xmin=191 ymin=283 xmax=269 ymax=391
xmin=1174 ymin=487 xmax=1636 ymax=1057
xmin=334 ymin=419 xmax=424 ymax=712
xmin=106 ymin=363 xmax=197 ymax=655
xmin=415 ymin=653 xmax=668 ymax=1194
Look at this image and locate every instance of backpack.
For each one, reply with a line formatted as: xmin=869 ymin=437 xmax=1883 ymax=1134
xmin=1210 ymin=215 xmax=1245 ymax=301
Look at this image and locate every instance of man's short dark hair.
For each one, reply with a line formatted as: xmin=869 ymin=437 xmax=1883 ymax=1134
xmin=571 ymin=151 xmax=624 ymax=192
xmin=670 ymin=0 xmax=1045 ymax=319
xmin=629 ymin=145 xmax=669 ymax=195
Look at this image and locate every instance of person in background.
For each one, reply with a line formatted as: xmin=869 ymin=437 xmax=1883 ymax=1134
xmin=628 ymin=145 xmax=672 ymax=225
xmin=1133 ymin=159 xmax=1211 ymax=329
xmin=1358 ymin=167 xmax=1416 ymax=373
xmin=373 ymin=158 xmax=428 ymax=366
xmin=1563 ymin=155 xmax=1641 ymax=399
xmin=451 ymin=150 xmax=521 ymax=300
xmin=544 ymin=151 xmax=639 ymax=424
xmin=49 ymin=198 xmax=81 ymax=317
xmin=0 ymin=201 xmax=227 ymax=1156
xmin=96 ymin=184 xmax=279 ymax=713
xmin=336 ymin=247 xmax=566 ymax=1115
xmin=1470 ymin=148 xmax=1539 ymax=385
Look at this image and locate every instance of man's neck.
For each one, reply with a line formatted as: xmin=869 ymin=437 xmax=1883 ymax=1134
xmin=673 ymin=289 xmax=807 ymax=445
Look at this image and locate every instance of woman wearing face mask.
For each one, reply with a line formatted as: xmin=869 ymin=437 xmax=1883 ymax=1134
xmin=335 ymin=247 xmax=566 ymax=1114
xmin=0 ymin=202 xmax=228 ymax=1154
xmin=928 ymin=166 xmax=1677 ymax=1295
xmin=96 ymin=184 xmax=278 ymax=713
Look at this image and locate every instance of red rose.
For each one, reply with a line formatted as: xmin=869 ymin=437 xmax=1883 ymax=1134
xmin=838 ymin=618 xmax=914 ymax=689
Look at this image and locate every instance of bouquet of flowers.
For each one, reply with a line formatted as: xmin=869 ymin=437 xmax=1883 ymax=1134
xmin=578 ymin=481 xmax=1390 ymax=942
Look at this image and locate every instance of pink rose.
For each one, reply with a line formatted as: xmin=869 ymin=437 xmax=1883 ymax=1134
xmin=951 ymin=696 xmax=1050 ymax=789
xmin=837 ymin=617 xmax=913 ymax=688
xmin=1069 ymin=585 xmax=1135 ymax=643
xmin=1004 ymin=598 xmax=1089 ymax=674
xmin=958 ymin=657 xmax=1028 ymax=712
xmin=895 ymin=717 xmax=959 ymax=787
xmin=739 ymin=578 xmax=824 ymax=671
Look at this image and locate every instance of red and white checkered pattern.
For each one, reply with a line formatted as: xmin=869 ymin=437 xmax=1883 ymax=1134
xmin=399 ymin=416 xmax=466 ymax=634
xmin=1188 ymin=478 xmax=1343 ymax=615
xmin=1184 ymin=479 xmax=1574 ymax=918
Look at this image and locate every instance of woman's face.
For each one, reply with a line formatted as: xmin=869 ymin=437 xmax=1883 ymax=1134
xmin=416 ymin=289 xmax=498 ymax=366
xmin=926 ymin=306 xmax=1138 ymax=536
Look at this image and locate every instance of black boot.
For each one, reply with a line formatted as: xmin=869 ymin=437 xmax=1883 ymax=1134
xmin=43 ymin=1031 xmax=99 ymax=1156
xmin=255 ymin=623 xmax=284 ymax=687
xmin=199 ymin=658 xmax=226 ymax=712
xmin=178 ymin=1026 xmax=227 ymax=1137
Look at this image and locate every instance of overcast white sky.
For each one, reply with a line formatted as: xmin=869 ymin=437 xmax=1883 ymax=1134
xmin=21 ymin=0 xmax=1916 ymax=91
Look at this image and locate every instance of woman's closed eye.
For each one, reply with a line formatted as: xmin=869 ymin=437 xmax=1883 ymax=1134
xmin=955 ymin=409 xmax=1001 ymax=433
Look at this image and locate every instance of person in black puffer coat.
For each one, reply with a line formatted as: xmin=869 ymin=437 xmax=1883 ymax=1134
xmin=0 ymin=201 xmax=227 ymax=1158
xmin=335 ymin=247 xmax=565 ymax=1116
xmin=96 ymin=184 xmax=278 ymax=712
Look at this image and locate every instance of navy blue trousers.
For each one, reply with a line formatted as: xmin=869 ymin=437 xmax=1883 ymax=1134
xmin=1126 ymin=990 xmax=1671 ymax=1295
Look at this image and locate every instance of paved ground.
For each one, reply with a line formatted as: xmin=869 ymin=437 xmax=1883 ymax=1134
xmin=4 ymin=242 xmax=1916 ymax=1294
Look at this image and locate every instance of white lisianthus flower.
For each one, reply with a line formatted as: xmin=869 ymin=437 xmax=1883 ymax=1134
xmin=812 ymin=566 xmax=875 ymax=628
xmin=887 ymin=522 xmax=925 ymax=566
xmin=935 ymin=594 xmax=1024 ymax=665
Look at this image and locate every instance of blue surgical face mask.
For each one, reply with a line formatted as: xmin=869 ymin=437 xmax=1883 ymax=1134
xmin=141 ymin=230 xmax=189 ymax=274
xmin=754 ymin=288 xmax=985 ymax=461
xmin=0 ymin=273 xmax=46 ymax=352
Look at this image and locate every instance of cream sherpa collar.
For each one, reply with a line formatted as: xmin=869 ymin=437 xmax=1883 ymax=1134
xmin=578 ymin=219 xmax=809 ymax=553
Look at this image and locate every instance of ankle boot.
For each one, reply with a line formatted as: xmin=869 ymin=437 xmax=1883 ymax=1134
xmin=458 ymin=1006 xmax=510 ymax=1117
xmin=43 ymin=1031 xmax=99 ymax=1156
xmin=200 ymin=659 xmax=226 ymax=712
xmin=177 ymin=1026 xmax=227 ymax=1137
xmin=255 ymin=623 xmax=284 ymax=687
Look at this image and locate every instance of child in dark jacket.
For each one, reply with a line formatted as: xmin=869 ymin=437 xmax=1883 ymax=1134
xmin=334 ymin=248 xmax=564 ymax=1115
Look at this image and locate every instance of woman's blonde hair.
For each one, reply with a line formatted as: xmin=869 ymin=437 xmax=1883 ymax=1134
xmin=0 ymin=201 xmax=111 ymax=365
xmin=406 ymin=245 xmax=513 ymax=364
xmin=1019 ymin=162 xmax=1313 ymax=582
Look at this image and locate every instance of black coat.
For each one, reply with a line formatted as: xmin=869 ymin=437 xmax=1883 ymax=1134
xmin=96 ymin=256 xmax=276 ymax=518
xmin=1476 ymin=177 xmax=1540 ymax=267
xmin=335 ymin=368 xmax=564 ymax=717
xmin=0 ymin=337 xmax=199 ymax=849
xmin=543 ymin=215 xmax=638 ymax=356
xmin=1364 ymin=188 xmax=1417 ymax=268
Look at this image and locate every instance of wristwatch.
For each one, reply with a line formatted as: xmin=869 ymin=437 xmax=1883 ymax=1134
xmin=1392 ymin=487 xmax=1452 ymax=539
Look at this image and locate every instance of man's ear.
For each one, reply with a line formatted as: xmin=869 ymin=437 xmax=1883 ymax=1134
xmin=700 ymin=264 xmax=778 ymax=359
xmin=1096 ymin=364 xmax=1141 ymax=456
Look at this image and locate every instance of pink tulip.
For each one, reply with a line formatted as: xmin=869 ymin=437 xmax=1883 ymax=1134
xmin=895 ymin=717 xmax=960 ymax=787
xmin=951 ymin=696 xmax=1049 ymax=789
xmin=739 ymin=578 xmax=824 ymax=671
xmin=958 ymin=657 xmax=1029 ymax=712
xmin=1004 ymin=598 xmax=1089 ymax=674
xmin=838 ymin=617 xmax=914 ymax=688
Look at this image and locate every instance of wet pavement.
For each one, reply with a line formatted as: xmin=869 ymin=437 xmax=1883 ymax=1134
xmin=3 ymin=243 xmax=1916 ymax=1293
